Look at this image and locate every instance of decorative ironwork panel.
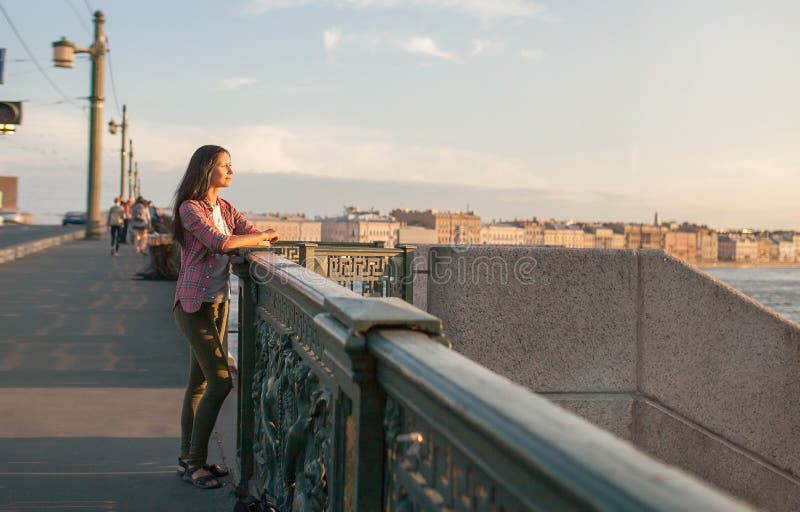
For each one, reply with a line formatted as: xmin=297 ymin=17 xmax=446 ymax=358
xmin=258 ymin=285 xmax=321 ymax=358
xmin=270 ymin=245 xmax=300 ymax=263
xmin=251 ymin=244 xmax=411 ymax=299
xmin=384 ymin=397 xmax=525 ymax=512
xmin=325 ymin=254 xmax=403 ymax=298
xmin=253 ymin=318 xmax=333 ymax=511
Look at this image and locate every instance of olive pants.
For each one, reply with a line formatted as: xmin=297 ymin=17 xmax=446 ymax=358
xmin=173 ymin=301 xmax=232 ymax=466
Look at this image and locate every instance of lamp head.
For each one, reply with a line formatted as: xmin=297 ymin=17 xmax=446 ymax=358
xmin=52 ymin=37 xmax=76 ymax=68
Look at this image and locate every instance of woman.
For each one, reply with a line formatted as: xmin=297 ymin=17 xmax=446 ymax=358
xmin=172 ymin=145 xmax=278 ymax=489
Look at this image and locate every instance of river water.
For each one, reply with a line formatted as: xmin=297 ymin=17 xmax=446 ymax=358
xmin=704 ymin=267 xmax=800 ymax=325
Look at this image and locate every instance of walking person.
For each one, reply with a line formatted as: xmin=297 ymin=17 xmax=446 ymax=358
xmin=107 ymin=197 xmax=125 ymax=255
xmin=120 ymin=197 xmax=132 ymax=244
xmin=172 ymin=145 xmax=278 ymax=489
xmin=130 ymin=197 xmax=151 ymax=255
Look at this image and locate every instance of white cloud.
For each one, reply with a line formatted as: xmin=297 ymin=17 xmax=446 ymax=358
xmin=5 ymin=109 xmax=546 ymax=192
xmin=278 ymin=84 xmax=330 ymax=94
xmin=220 ymin=77 xmax=258 ymax=90
xmin=519 ymin=48 xmax=545 ymax=60
xmin=402 ymin=36 xmax=456 ymax=61
xmin=241 ymin=0 xmax=551 ymax=22
xmin=323 ymin=26 xmax=342 ymax=51
xmin=322 ymin=28 xmax=456 ymax=61
xmin=322 ymin=28 xmax=387 ymax=54
xmin=470 ymin=39 xmax=507 ymax=57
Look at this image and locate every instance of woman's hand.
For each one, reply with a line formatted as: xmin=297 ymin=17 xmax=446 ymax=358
xmin=263 ymin=229 xmax=279 ymax=243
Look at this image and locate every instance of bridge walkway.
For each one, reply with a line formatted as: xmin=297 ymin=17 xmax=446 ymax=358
xmin=0 ymin=236 xmax=235 ymax=512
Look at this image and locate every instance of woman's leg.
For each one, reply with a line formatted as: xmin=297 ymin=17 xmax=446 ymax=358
xmin=180 ymin=345 xmax=206 ymax=460
xmin=173 ymin=302 xmax=232 ymax=467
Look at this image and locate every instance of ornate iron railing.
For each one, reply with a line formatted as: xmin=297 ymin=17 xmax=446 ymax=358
xmin=269 ymin=242 xmax=415 ymax=300
xmin=233 ymin=251 xmax=751 ymax=512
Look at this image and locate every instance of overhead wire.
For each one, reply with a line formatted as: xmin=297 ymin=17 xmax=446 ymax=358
xmin=0 ymin=2 xmax=84 ymax=110
xmin=65 ymin=0 xmax=122 ymax=117
xmin=107 ymin=51 xmax=122 ymax=118
xmin=63 ymin=0 xmax=91 ymax=35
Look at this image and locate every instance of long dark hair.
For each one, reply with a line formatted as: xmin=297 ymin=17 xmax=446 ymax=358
xmin=172 ymin=144 xmax=229 ymax=246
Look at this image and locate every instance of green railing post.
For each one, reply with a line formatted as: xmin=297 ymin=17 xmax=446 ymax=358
xmin=397 ymin=244 xmax=415 ymax=304
xmin=297 ymin=242 xmax=317 ymax=270
xmin=232 ymin=253 xmax=258 ymax=500
xmin=322 ymin=295 xmax=442 ymax=511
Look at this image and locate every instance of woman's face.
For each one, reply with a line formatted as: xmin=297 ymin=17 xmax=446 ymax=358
xmin=209 ymin=152 xmax=233 ymax=188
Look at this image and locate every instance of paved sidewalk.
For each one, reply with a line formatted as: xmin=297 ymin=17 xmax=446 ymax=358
xmin=0 ymin=237 xmax=237 ymax=512
xmin=0 ymin=225 xmax=83 ymax=249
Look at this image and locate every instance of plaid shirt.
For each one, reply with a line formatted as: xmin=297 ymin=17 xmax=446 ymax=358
xmin=174 ymin=197 xmax=260 ymax=313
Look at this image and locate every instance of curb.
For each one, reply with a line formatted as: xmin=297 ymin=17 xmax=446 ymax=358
xmin=0 ymin=229 xmax=86 ymax=264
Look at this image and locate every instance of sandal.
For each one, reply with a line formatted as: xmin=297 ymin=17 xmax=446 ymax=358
xmin=185 ymin=465 xmax=222 ymax=489
xmin=204 ymin=463 xmax=229 ymax=478
xmin=177 ymin=458 xmax=188 ymax=477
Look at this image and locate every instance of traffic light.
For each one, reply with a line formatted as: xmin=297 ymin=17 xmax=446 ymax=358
xmin=0 ymin=101 xmax=22 ymax=135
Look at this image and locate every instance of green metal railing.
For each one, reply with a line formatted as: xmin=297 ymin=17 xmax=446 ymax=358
xmin=232 ymin=251 xmax=752 ymax=512
xmin=268 ymin=242 xmax=415 ymax=301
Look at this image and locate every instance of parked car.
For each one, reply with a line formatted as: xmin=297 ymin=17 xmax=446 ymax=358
xmin=0 ymin=215 xmax=4 ymax=227
xmin=0 ymin=210 xmax=23 ymax=224
xmin=62 ymin=211 xmax=87 ymax=225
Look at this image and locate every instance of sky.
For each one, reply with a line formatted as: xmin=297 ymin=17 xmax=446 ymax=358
xmin=0 ymin=0 xmax=799 ymax=229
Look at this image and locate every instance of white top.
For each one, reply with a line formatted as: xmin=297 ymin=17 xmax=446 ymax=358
xmin=212 ymin=203 xmax=231 ymax=236
xmin=202 ymin=202 xmax=232 ymax=304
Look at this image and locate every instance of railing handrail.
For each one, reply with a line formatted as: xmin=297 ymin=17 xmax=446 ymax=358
xmin=369 ymin=327 xmax=751 ymax=511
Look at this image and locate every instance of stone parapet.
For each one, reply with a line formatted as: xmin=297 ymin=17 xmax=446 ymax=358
xmin=422 ymin=244 xmax=800 ymax=511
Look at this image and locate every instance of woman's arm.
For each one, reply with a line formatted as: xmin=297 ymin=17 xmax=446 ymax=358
xmin=221 ymin=233 xmax=272 ymax=252
xmin=180 ymin=200 xmax=276 ymax=253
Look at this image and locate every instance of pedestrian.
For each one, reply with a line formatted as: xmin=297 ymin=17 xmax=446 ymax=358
xmin=106 ymin=197 xmax=125 ymax=255
xmin=120 ymin=197 xmax=132 ymax=244
xmin=148 ymin=200 xmax=166 ymax=233
xmin=130 ymin=197 xmax=151 ymax=255
xmin=171 ymin=145 xmax=278 ymax=489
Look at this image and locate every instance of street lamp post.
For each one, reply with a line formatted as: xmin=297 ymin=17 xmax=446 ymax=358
xmin=52 ymin=11 xmax=107 ymax=239
xmin=128 ymin=139 xmax=134 ymax=197
xmin=108 ymin=105 xmax=128 ymax=199
xmin=133 ymin=162 xmax=140 ymax=198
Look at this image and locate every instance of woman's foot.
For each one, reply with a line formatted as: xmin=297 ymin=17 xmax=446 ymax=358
xmin=185 ymin=465 xmax=222 ymax=489
xmin=203 ymin=463 xmax=229 ymax=477
xmin=177 ymin=458 xmax=189 ymax=477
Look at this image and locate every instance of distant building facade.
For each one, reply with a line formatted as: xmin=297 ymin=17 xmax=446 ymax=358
xmin=543 ymin=224 xmax=584 ymax=248
xmin=735 ymin=237 xmax=759 ymax=263
xmin=521 ymin=220 xmax=545 ymax=245
xmin=398 ymin=226 xmax=438 ymax=245
xmin=624 ymin=224 xmax=664 ymax=250
xmin=697 ymin=229 xmax=719 ymax=263
xmin=794 ymin=235 xmax=800 ymax=262
xmin=322 ymin=207 xmax=400 ymax=247
xmin=778 ymin=235 xmax=795 ymax=262
xmin=663 ymin=231 xmax=698 ymax=263
xmin=481 ymin=223 xmax=525 ymax=245
xmin=584 ymin=227 xmax=625 ymax=249
xmin=756 ymin=237 xmax=778 ymax=263
xmin=249 ymin=213 xmax=321 ymax=242
xmin=718 ymin=236 xmax=736 ymax=262
xmin=0 ymin=176 xmax=19 ymax=211
xmin=391 ymin=209 xmax=481 ymax=244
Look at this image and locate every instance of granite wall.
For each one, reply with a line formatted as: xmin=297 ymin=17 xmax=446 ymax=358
xmin=416 ymin=245 xmax=800 ymax=511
